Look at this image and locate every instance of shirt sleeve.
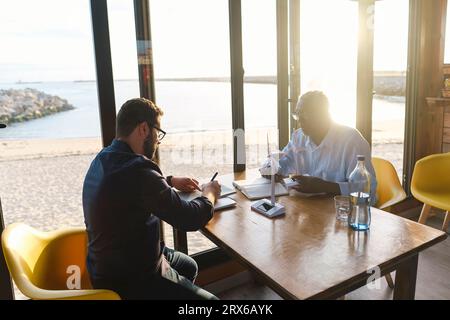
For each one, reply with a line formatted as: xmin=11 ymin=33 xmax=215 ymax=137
xmin=139 ymin=169 xmax=214 ymax=232
xmin=337 ymin=135 xmax=378 ymax=205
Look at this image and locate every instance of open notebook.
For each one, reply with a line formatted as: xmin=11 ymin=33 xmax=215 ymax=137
xmin=233 ymin=177 xmax=289 ymax=200
xmin=177 ymin=186 xmax=237 ymax=211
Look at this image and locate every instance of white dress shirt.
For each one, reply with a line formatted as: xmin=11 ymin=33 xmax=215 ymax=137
xmin=274 ymin=123 xmax=377 ymax=203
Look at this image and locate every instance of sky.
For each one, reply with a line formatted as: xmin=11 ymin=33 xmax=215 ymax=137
xmin=0 ymin=0 xmax=447 ymax=83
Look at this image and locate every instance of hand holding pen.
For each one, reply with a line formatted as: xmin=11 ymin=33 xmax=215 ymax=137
xmin=202 ymin=172 xmax=221 ymax=204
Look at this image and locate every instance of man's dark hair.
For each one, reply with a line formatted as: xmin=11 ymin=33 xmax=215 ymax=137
xmin=296 ymin=91 xmax=330 ymax=113
xmin=116 ymin=98 xmax=163 ymax=138
xmin=297 ymin=91 xmax=329 ymax=113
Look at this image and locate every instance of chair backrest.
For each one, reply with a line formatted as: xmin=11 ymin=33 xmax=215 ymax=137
xmin=372 ymin=157 xmax=407 ymax=210
xmin=1 ymin=223 xmax=111 ymax=299
xmin=411 ymin=152 xmax=450 ymax=195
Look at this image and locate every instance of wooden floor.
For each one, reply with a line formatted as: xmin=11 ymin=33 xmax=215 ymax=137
xmin=218 ymin=214 xmax=450 ymax=300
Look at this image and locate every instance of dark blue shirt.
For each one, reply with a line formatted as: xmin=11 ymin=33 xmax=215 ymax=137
xmin=82 ymin=139 xmax=213 ymax=283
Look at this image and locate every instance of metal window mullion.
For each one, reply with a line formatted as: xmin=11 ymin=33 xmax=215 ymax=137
xmin=173 ymin=229 xmax=188 ymax=255
xmin=90 ymin=0 xmax=117 ymax=148
xmin=356 ymin=0 xmax=375 ymax=145
xmin=133 ymin=0 xmax=167 ymax=244
xmin=289 ymin=0 xmax=301 ymax=135
xmin=133 ymin=0 xmax=156 ymax=102
xmin=277 ymin=0 xmax=290 ymax=148
xmin=229 ymin=0 xmax=246 ymax=173
xmin=403 ymin=0 xmax=420 ymax=193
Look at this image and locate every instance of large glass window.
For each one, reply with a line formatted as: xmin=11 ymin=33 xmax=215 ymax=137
xmin=0 ymin=0 xmax=102 ymax=228
xmin=242 ymin=0 xmax=278 ymax=168
xmin=108 ymin=0 xmax=140 ymax=105
xmin=300 ymin=0 xmax=358 ymax=128
xmin=371 ymin=0 xmax=409 ymax=179
xmin=0 ymin=0 xmax=102 ymax=298
xmin=149 ymin=0 xmax=233 ymax=254
xmin=107 ymin=0 xmax=178 ymax=248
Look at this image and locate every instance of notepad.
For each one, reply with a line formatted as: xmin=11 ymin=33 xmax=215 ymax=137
xmin=232 ymin=177 xmax=289 ymax=200
xmin=219 ymin=184 xmax=236 ymax=197
xmin=213 ymin=197 xmax=237 ymax=211
xmin=177 ymin=189 xmax=237 ymax=211
xmin=178 ymin=183 xmax=235 ymax=199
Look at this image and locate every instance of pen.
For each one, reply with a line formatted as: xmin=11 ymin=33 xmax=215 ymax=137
xmin=210 ymin=172 xmax=218 ymax=182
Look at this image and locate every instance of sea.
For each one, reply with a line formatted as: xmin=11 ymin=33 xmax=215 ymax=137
xmin=0 ymin=80 xmax=404 ymax=140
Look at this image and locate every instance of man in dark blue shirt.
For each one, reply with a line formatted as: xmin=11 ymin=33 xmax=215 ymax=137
xmin=82 ymin=98 xmax=220 ymax=300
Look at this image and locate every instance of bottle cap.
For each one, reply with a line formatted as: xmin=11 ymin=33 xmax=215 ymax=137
xmin=357 ymin=155 xmax=365 ymax=161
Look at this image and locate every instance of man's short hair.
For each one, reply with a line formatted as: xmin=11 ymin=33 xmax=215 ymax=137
xmin=296 ymin=91 xmax=329 ymax=114
xmin=116 ymin=98 xmax=163 ymax=138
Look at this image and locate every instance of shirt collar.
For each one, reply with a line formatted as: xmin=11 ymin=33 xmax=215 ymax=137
xmin=304 ymin=122 xmax=337 ymax=151
xmin=110 ymin=139 xmax=134 ymax=154
xmin=320 ymin=122 xmax=338 ymax=148
xmin=109 ymin=139 xmax=163 ymax=173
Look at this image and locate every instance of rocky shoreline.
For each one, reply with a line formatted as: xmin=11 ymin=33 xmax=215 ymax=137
xmin=0 ymin=88 xmax=74 ymax=124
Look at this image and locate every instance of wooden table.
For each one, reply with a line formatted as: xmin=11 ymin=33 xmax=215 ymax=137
xmin=201 ymin=170 xmax=448 ymax=300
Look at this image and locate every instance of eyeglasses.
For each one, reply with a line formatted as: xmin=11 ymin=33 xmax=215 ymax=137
xmin=151 ymin=125 xmax=166 ymax=142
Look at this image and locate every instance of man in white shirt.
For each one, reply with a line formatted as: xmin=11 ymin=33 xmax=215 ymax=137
xmin=265 ymin=91 xmax=377 ymax=202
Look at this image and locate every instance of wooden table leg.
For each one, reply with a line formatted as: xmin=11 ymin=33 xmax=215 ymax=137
xmin=393 ymin=254 xmax=418 ymax=300
xmin=418 ymin=204 xmax=431 ymax=225
xmin=442 ymin=211 xmax=450 ymax=232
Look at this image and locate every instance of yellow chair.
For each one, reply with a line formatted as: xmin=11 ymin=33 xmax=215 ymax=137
xmin=372 ymin=157 xmax=408 ymax=289
xmin=411 ymin=153 xmax=450 ymax=232
xmin=372 ymin=157 xmax=407 ymax=212
xmin=1 ymin=223 xmax=120 ymax=300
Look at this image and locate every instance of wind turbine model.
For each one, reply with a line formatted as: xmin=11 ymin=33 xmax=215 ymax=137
xmin=251 ymin=133 xmax=286 ymax=218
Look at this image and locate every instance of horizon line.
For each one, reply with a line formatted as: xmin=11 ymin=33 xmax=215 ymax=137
xmin=0 ymin=71 xmax=407 ymax=85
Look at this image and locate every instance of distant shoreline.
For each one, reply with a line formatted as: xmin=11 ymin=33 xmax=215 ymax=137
xmin=73 ymin=72 xmax=408 ymax=97
xmin=72 ymin=76 xmax=276 ymax=84
xmin=2 ymin=71 xmax=407 ymax=94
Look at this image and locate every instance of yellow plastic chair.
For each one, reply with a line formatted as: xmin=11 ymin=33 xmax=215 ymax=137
xmin=372 ymin=157 xmax=407 ymax=212
xmin=1 ymin=223 xmax=120 ymax=300
xmin=411 ymin=153 xmax=450 ymax=232
xmin=372 ymin=157 xmax=408 ymax=289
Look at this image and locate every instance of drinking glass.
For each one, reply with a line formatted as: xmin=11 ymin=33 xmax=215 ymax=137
xmin=334 ymin=195 xmax=351 ymax=222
